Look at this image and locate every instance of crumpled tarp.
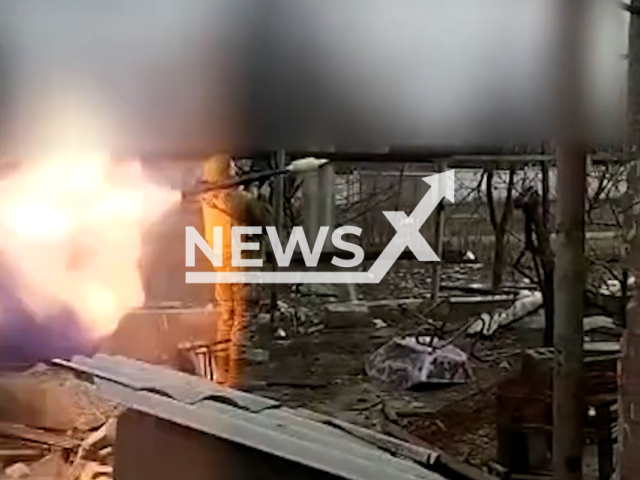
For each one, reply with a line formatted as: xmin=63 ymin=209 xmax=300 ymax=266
xmin=365 ymin=336 xmax=471 ymax=389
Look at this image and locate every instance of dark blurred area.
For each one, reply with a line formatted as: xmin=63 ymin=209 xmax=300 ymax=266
xmin=0 ymin=256 xmax=95 ymax=369
xmin=0 ymin=0 xmax=627 ymax=157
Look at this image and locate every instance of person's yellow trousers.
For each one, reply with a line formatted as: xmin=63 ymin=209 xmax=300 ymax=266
xmin=201 ymin=194 xmax=247 ymax=388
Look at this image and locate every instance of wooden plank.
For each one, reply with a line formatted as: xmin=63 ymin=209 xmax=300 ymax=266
xmin=0 ymin=447 xmax=45 ymax=462
xmin=0 ymin=423 xmax=79 ymax=449
xmin=293 ymin=409 xmax=438 ymax=466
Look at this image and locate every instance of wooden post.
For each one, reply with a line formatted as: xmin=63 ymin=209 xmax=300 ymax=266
xmin=318 ymin=162 xmax=336 ymax=252
xmin=596 ymin=403 xmax=613 ymax=480
xmin=540 ymin=160 xmax=555 ymax=347
xmin=553 ymin=1 xmax=587 ymax=479
xmin=541 ymin=160 xmax=550 ymax=231
xmin=621 ymin=1 xmax=640 ymax=477
xmin=431 ymin=161 xmax=446 ymax=301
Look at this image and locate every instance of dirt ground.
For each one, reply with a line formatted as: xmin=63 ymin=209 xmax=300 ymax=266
xmin=127 ymin=201 xmax=614 ymax=477
xmin=0 ymin=182 xmax=620 ymax=478
xmin=242 ymin=261 xmax=535 ymax=470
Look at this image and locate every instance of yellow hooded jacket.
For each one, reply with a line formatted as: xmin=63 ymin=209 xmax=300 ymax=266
xmin=200 ymin=157 xmax=268 ymax=271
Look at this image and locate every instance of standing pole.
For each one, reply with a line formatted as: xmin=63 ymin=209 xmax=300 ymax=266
xmin=431 ymin=160 xmax=446 ymax=301
xmin=540 ymin=160 xmax=555 ymax=347
xmin=273 ymin=150 xmax=286 ymax=235
xmin=541 ymin=160 xmax=550 ymax=233
xmin=553 ymin=1 xmax=587 ymax=479
xmin=620 ymin=0 xmax=640 ymax=477
xmin=270 ymin=150 xmax=286 ymax=323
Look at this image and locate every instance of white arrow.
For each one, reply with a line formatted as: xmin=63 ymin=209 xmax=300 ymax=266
xmin=365 ymin=170 xmax=455 ymax=282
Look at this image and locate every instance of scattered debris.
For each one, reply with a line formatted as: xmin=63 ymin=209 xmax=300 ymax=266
xmin=598 ymin=275 xmax=635 ymax=296
xmin=0 ymin=448 xmax=45 ymax=464
xmin=467 ymin=291 xmax=543 ymax=336
xmin=470 ymin=303 xmax=622 ymax=338
xmin=499 ymin=361 xmax=513 ymax=371
xmin=0 ymin=367 xmax=116 ymax=480
xmin=372 ymin=318 xmax=388 ymax=329
xmin=28 ymin=452 xmax=69 ymax=479
xmin=0 ymin=418 xmax=117 ymax=480
xmin=584 ymin=341 xmax=620 ymax=353
xmin=305 ymin=324 xmax=325 ymax=334
xmin=275 ymin=301 xmax=297 ymax=326
xmin=583 ymin=315 xmax=619 ymax=333
xmin=449 ymin=294 xmax=515 ymax=305
xmin=366 ymin=336 xmax=472 ymax=389
xmin=0 ymin=366 xmax=117 ymax=431
xmin=381 ymin=420 xmax=499 ymax=480
xmin=440 ymin=284 xmax=495 ymax=295
xmin=78 ymin=418 xmax=116 ymax=453
xmin=260 ymin=379 xmax=328 ymax=389
xmin=297 ymin=284 xmax=339 ymax=297
xmin=79 ymin=461 xmax=112 ymax=480
xmin=382 ymin=402 xmax=399 ymax=422
xmin=294 ymin=408 xmax=440 ymax=467
xmin=391 ymin=405 xmax=438 ymax=417
xmin=322 ymin=302 xmax=371 ymax=329
xmin=463 ymin=251 xmax=477 ymax=262
xmin=4 ymin=462 xmax=30 ymax=478
xmin=325 ymin=303 xmax=370 ymax=314
xmin=348 ymin=398 xmax=383 ymax=412
xmin=268 ymin=300 xmax=326 ymax=336
xmin=0 ymin=423 xmax=79 ymax=449
xmin=68 ymin=424 xmax=116 ymax=480
xmin=486 ymin=460 xmax=509 ymax=478
xmin=246 ymin=349 xmax=270 ymax=363
xmin=253 ymin=313 xmax=271 ymax=326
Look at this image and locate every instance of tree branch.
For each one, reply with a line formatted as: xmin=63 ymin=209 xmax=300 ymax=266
xmin=486 ymin=169 xmax=497 ymax=230
xmin=499 ymin=168 xmax=516 ymax=229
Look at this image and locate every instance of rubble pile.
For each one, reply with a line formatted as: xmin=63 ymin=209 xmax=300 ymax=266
xmin=0 ymin=366 xmax=119 ymax=480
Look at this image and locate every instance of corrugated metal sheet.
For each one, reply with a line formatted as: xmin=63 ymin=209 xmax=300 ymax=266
xmin=56 ymin=354 xmax=446 ymax=480
xmin=55 ymin=354 xmax=277 ymax=411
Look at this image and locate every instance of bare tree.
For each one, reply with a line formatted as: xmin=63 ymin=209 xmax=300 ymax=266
xmin=486 ymin=167 xmax=516 ymax=290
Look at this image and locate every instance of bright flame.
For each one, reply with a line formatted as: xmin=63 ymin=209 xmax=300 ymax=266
xmin=0 ymin=151 xmax=181 ymax=338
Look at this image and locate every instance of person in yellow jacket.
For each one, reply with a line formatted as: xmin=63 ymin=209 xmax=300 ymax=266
xmin=200 ymin=154 xmax=268 ymax=387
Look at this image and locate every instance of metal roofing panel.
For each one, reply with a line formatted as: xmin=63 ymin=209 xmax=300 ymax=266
xmin=59 ymin=355 xmax=446 ymax=480
xmin=56 ymin=355 xmax=278 ymax=412
xmin=110 ymin=385 xmax=443 ymax=480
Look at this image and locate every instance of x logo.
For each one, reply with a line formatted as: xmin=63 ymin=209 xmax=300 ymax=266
xmin=383 ymin=211 xmax=437 ymax=261
xmin=368 ymin=172 xmax=454 ymax=279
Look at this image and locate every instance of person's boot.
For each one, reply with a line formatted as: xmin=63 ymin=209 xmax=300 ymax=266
xmin=227 ymin=354 xmax=244 ymax=389
xmin=214 ymin=352 xmax=230 ymax=386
